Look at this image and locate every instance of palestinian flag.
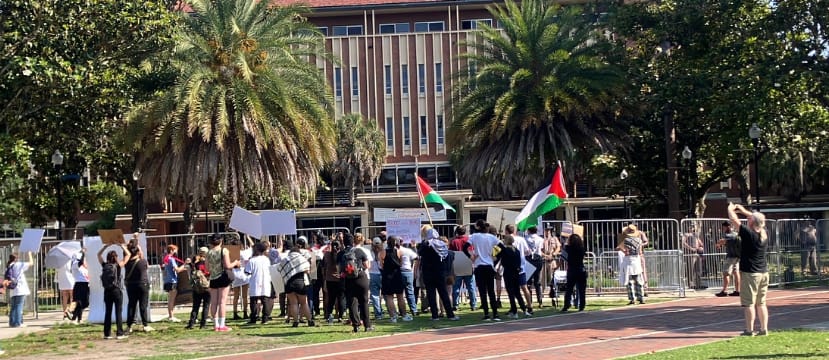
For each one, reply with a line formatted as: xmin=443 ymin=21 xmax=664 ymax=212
xmin=516 ymin=163 xmax=568 ymax=231
xmin=416 ymin=174 xmax=456 ymax=212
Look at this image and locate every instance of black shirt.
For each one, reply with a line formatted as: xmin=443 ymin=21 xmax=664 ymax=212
xmin=124 ymin=258 xmax=149 ymax=285
xmin=738 ymin=224 xmax=768 ymax=273
xmin=499 ymin=246 xmax=522 ymax=277
xmin=564 ymin=244 xmax=585 ymax=271
xmin=417 ymin=241 xmax=445 ymax=275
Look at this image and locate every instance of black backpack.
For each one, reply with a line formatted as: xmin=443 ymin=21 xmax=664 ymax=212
xmin=101 ymin=263 xmax=119 ymax=290
xmin=341 ymin=247 xmax=362 ymax=279
xmin=4 ymin=264 xmax=18 ymax=290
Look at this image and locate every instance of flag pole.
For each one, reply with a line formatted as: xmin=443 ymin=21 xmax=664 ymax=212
xmin=416 ymin=175 xmax=435 ymax=227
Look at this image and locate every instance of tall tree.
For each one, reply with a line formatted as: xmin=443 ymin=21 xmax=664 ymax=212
xmin=448 ymin=0 xmax=630 ymax=199
xmin=124 ymin=0 xmax=336 ymax=215
xmin=0 ymin=0 xmax=177 ymax=227
xmin=328 ymin=113 xmax=386 ymax=204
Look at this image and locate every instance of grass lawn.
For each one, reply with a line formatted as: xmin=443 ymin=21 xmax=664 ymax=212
xmin=2 ymin=298 xmax=651 ymax=359
xmin=629 ymin=329 xmax=829 ymax=360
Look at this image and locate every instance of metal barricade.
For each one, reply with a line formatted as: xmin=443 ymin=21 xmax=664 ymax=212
xmin=595 ymin=249 xmax=683 ymax=296
xmin=540 ymin=220 xmax=571 ymax=294
xmin=775 ymin=219 xmax=820 ymax=284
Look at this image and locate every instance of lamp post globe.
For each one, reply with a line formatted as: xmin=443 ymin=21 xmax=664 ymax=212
xmin=620 ymin=169 xmax=629 ymax=218
xmin=51 ymin=150 xmax=64 ymax=241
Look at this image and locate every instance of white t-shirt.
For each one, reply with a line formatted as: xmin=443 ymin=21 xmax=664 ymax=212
xmin=526 ymin=234 xmax=544 ymax=257
xmin=468 ymin=233 xmax=500 ymax=268
xmin=8 ymin=261 xmax=31 ymax=297
xmin=71 ymin=252 xmax=89 ymax=283
xmin=512 ymin=235 xmax=529 ymax=274
xmin=57 ymin=260 xmax=75 ymax=291
xmin=245 ymin=255 xmax=273 ymax=297
xmin=400 ymin=246 xmax=418 ymax=271
xmin=301 ymin=249 xmax=318 ymax=280
xmin=357 ymin=246 xmax=374 ymax=279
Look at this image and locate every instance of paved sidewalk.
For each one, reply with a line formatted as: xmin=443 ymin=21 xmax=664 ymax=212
xmin=202 ymin=288 xmax=829 ymax=360
xmin=0 ymin=308 xmax=176 ymax=340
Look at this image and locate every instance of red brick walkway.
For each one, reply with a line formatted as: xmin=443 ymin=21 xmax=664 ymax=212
xmin=208 ymin=288 xmax=829 ymax=360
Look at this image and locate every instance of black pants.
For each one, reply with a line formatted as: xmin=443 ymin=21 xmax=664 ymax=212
xmin=71 ymin=282 xmax=90 ymax=321
xmin=504 ymin=272 xmax=526 ymax=314
xmin=103 ymin=288 xmax=124 ymax=337
xmin=422 ymin=271 xmax=455 ymax=319
xmin=249 ymin=295 xmax=273 ymax=323
xmin=324 ymin=280 xmax=346 ymax=320
xmin=474 ymin=265 xmax=499 ymax=317
xmin=190 ymin=291 xmax=211 ymax=327
xmin=526 ymin=257 xmax=544 ymax=303
xmin=126 ymin=282 xmax=150 ymax=327
xmin=564 ymin=268 xmax=587 ymax=311
xmin=344 ymin=275 xmax=371 ymax=330
xmin=311 ymin=279 xmax=323 ymax=315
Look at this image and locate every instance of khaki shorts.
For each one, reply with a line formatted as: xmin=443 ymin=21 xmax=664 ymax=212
xmin=740 ymin=272 xmax=769 ymax=306
xmin=721 ymin=257 xmax=739 ymax=274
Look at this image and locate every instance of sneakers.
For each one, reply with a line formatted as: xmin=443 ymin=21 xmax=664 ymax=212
xmin=492 ymin=315 xmax=502 ymax=322
xmin=104 ymin=336 xmax=114 ymax=340
xmin=507 ymin=312 xmax=518 ymax=319
xmin=729 ymin=291 xmax=740 ymax=297
xmin=116 ymin=335 xmax=128 ymax=340
xmin=715 ymin=291 xmax=728 ymax=297
xmin=756 ymin=329 xmax=769 ymax=336
xmin=389 ymin=316 xmax=398 ymax=323
xmin=402 ymin=314 xmax=413 ymax=322
xmin=143 ymin=325 xmax=155 ymax=332
xmin=167 ymin=316 xmax=182 ymax=323
xmin=740 ymin=330 xmax=754 ymax=337
xmin=482 ymin=315 xmax=491 ymax=321
xmin=627 ymin=301 xmax=635 ymax=305
xmin=449 ymin=316 xmax=461 ymax=321
xmin=216 ymin=326 xmax=232 ymax=332
xmin=523 ymin=311 xmax=533 ymax=318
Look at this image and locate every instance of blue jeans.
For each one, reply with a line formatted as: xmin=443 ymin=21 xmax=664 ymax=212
xmin=9 ymin=295 xmax=25 ymax=327
xmin=401 ymin=270 xmax=416 ymax=315
xmin=369 ymin=274 xmax=383 ymax=318
xmin=452 ymin=275 xmax=477 ymax=309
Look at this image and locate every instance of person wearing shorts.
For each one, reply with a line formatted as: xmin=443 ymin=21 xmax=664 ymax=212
xmin=715 ymin=221 xmax=741 ymax=297
xmin=728 ymin=203 xmax=769 ymax=336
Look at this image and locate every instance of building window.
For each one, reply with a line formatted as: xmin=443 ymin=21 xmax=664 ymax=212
xmin=420 ymin=116 xmax=428 ymax=146
xmin=385 ymin=117 xmax=394 ymax=148
xmin=334 ymin=67 xmax=342 ymax=98
xmin=384 ymin=65 xmax=392 ymax=95
xmin=461 ymin=19 xmax=492 ymax=30
xmin=317 ymin=27 xmax=329 ymax=36
xmin=434 ymin=63 xmax=443 ymax=93
xmin=403 ymin=116 xmax=411 ymax=146
xmin=379 ymin=23 xmax=410 ymax=34
xmin=332 ymin=25 xmax=363 ymax=36
xmin=401 ymin=64 xmax=409 ymax=95
xmin=418 ymin=64 xmax=426 ymax=94
xmin=414 ymin=21 xmax=445 ymax=32
xmin=437 ymin=115 xmax=445 ymax=145
xmin=351 ymin=66 xmax=359 ymax=96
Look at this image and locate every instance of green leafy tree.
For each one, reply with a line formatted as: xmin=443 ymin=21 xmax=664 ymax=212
xmin=328 ymin=113 xmax=386 ymax=204
xmin=1 ymin=0 xmax=177 ymax=227
xmin=124 ymin=0 xmax=336 ymax=218
xmin=448 ymin=0 xmax=630 ymax=199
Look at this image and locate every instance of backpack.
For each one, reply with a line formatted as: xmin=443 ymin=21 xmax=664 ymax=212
xmin=4 ymin=264 xmax=18 ymax=290
xmin=100 ymin=263 xmax=119 ymax=290
xmin=190 ymin=266 xmax=210 ymax=293
xmin=341 ymin=247 xmax=362 ymax=279
xmin=442 ymin=250 xmax=455 ymax=275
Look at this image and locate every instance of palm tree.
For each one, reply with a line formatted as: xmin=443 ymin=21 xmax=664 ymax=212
xmin=328 ymin=113 xmax=386 ymax=204
xmin=449 ymin=0 xmax=628 ymax=199
xmin=124 ymin=0 xmax=335 ymax=210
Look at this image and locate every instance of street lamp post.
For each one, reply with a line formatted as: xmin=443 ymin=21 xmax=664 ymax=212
xmin=132 ymin=169 xmax=145 ymax=233
xmin=749 ymin=123 xmax=762 ymax=209
xmin=681 ymin=146 xmax=693 ymax=218
xmin=620 ymin=169 xmax=630 ymax=218
xmin=51 ymin=150 xmax=64 ymax=240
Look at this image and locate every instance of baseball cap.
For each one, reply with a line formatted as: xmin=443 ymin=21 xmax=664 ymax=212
xmin=198 ymin=247 xmax=209 ymax=254
xmin=372 ymin=237 xmax=383 ymax=245
xmin=297 ymin=236 xmax=308 ymax=246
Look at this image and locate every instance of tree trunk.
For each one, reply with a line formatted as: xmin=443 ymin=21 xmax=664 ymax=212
xmin=664 ymin=108 xmax=682 ymax=220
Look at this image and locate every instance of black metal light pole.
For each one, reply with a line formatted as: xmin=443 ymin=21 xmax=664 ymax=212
xmin=51 ymin=150 xmax=64 ymax=240
xmin=749 ymin=123 xmax=762 ymax=209
xmin=132 ymin=169 xmax=145 ymax=233
xmin=682 ymin=146 xmax=693 ymax=218
xmin=620 ymin=169 xmax=629 ymax=218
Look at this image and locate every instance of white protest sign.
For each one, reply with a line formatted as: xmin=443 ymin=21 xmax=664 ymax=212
xmin=228 ymin=206 xmax=263 ymax=239
xmin=260 ymin=210 xmax=297 ymax=236
xmin=452 ymin=251 xmax=473 ymax=276
xmin=373 ymin=208 xmax=446 ymax=222
xmin=386 ymin=218 xmax=422 ymax=245
xmin=486 ymin=207 xmax=519 ymax=234
xmin=19 ymin=228 xmax=45 ymax=253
